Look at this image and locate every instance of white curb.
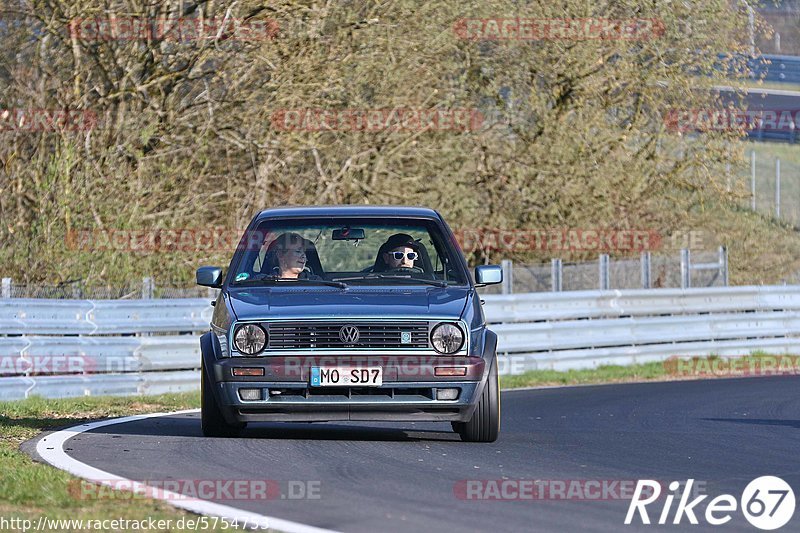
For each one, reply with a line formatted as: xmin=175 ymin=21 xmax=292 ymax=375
xmin=35 ymin=409 xmax=339 ymax=533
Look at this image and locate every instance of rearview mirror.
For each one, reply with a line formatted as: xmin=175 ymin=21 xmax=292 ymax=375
xmin=332 ymin=227 xmax=366 ymax=240
xmin=475 ymin=265 xmax=502 ymax=286
xmin=196 ymin=266 xmax=223 ymax=288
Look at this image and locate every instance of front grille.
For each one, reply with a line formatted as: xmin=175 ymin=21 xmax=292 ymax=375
xmin=266 ymin=321 xmax=430 ymax=349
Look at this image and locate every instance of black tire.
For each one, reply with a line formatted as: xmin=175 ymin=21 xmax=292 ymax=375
xmin=455 ymin=357 xmax=500 ymax=442
xmin=201 ymin=361 xmax=246 ymax=437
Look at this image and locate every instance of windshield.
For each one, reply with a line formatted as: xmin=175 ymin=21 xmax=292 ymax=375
xmin=230 ymin=217 xmax=468 ymax=286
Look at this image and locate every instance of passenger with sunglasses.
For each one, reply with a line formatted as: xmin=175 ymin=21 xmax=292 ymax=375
xmin=377 ymin=233 xmax=422 ymax=272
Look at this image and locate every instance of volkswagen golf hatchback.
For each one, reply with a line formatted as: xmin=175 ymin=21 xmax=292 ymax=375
xmin=196 ymin=206 xmax=502 ymax=442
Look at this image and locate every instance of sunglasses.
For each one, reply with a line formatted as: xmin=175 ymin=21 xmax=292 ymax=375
xmin=391 ymin=251 xmax=418 ymax=261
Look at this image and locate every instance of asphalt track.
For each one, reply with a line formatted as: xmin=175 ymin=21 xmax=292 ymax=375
xmin=28 ymin=376 xmax=800 ymax=532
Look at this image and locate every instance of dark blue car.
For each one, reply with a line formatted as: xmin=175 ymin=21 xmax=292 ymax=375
xmin=196 ymin=206 xmax=503 ymax=442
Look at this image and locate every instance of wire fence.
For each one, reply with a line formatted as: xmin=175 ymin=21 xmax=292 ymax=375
xmin=758 ymin=7 xmax=800 ymax=56
xmin=737 ymin=148 xmax=800 ymax=227
xmin=480 ymin=249 xmax=727 ymax=294
xmin=1 ymin=278 xmax=213 ymax=300
xmin=2 ymin=248 xmax=729 ymax=299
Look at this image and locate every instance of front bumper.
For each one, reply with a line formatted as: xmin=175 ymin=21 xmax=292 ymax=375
xmin=210 ymin=355 xmax=486 ymax=423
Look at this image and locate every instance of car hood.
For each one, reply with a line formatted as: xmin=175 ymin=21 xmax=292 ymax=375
xmin=226 ymin=286 xmax=471 ymax=321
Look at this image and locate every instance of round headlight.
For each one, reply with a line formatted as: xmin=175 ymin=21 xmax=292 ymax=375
xmin=233 ymin=324 xmax=267 ymax=355
xmin=431 ymin=323 xmax=464 ymax=354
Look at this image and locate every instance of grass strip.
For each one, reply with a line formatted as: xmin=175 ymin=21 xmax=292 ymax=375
xmin=0 ymin=392 xmax=252 ymax=532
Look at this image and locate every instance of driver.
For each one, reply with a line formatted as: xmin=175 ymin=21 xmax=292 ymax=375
xmin=268 ymin=232 xmax=321 ymax=279
xmin=379 ymin=233 xmax=421 ymax=271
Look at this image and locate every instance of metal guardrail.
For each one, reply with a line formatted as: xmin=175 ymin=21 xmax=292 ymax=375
xmin=0 ymin=285 xmax=798 ymax=400
xmin=483 ymin=285 xmax=800 ymax=322
xmin=494 ymin=313 xmax=800 ymax=352
xmin=749 ymin=54 xmax=800 ymax=84
xmin=0 ymin=336 xmax=199 ymax=373
xmin=718 ymin=53 xmax=800 ymax=85
xmin=0 ymin=297 xmax=210 ymax=399
xmin=488 ymin=286 xmax=800 ymax=372
xmin=0 ymin=370 xmax=199 ymax=399
xmin=503 ymin=338 xmax=800 ymax=372
xmin=714 ymin=54 xmax=800 ymax=142
xmin=0 ymin=298 xmax=212 ymax=335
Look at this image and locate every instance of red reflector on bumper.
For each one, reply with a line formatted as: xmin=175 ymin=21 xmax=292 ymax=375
xmin=434 ymin=367 xmax=467 ymax=377
xmin=232 ymin=368 xmax=265 ymax=377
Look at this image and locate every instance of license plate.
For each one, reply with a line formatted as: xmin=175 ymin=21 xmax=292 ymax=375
xmin=310 ymin=367 xmax=382 ymax=387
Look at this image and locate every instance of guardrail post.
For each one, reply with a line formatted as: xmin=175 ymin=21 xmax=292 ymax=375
xmin=141 ymin=277 xmax=154 ymax=299
xmin=640 ymin=252 xmax=651 ymax=289
xmin=775 ymin=158 xmax=781 ymax=218
xmin=598 ymin=254 xmax=610 ymax=290
xmin=719 ymin=246 xmax=729 ymax=286
xmin=1 ymin=278 xmax=11 ymax=298
xmin=551 ymin=258 xmax=562 ymax=292
xmin=680 ymin=249 xmax=691 ymax=289
xmin=751 ymin=150 xmax=756 ymax=210
xmin=745 ymin=0 xmax=755 ymax=55
xmin=726 ymin=161 xmax=731 ymax=192
xmin=500 ymin=259 xmax=513 ymax=295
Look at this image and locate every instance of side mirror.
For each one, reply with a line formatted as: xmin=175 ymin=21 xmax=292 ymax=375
xmin=475 ymin=265 xmax=502 ymax=286
xmin=196 ymin=266 xmax=223 ymax=288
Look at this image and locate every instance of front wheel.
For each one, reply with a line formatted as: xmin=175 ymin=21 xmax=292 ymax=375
xmin=454 ymin=358 xmax=500 ymax=442
xmin=201 ymin=361 xmax=246 ymax=438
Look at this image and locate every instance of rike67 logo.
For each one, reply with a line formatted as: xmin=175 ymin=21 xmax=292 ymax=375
xmin=625 ymin=477 xmax=795 ymax=530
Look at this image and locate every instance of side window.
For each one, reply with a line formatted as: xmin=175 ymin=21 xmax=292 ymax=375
xmin=428 ymin=231 xmax=462 ymax=282
xmin=238 ymin=228 xmax=280 ymax=275
xmin=247 ymin=228 xmax=277 ymax=274
xmin=251 ymin=242 xmax=269 ymax=273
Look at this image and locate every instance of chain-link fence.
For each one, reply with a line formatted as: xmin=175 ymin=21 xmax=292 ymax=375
xmin=478 ymin=249 xmax=727 ymax=294
xmin=1 ymin=249 xmax=728 ymax=298
xmin=757 ymin=4 xmax=800 ymax=56
xmin=737 ymin=147 xmax=800 ymax=227
xmin=1 ymin=278 xmax=212 ymax=299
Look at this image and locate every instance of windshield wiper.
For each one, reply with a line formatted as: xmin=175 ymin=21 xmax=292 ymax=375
xmin=234 ymin=275 xmax=348 ymax=289
xmin=332 ymin=273 xmax=450 ymax=287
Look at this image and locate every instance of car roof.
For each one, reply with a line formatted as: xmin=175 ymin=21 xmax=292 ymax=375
xmin=254 ymin=205 xmax=441 ymax=221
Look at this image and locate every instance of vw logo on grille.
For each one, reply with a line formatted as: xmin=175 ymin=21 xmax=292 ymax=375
xmin=339 ymin=325 xmax=360 ymax=344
